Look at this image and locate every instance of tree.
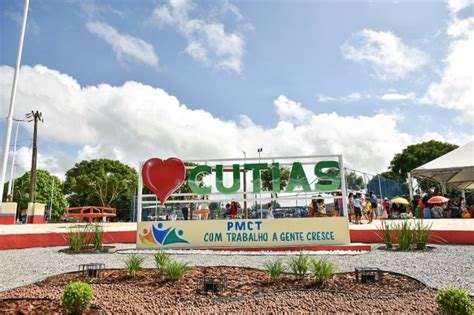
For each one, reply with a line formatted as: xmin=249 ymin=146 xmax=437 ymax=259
xmin=389 ymin=140 xmax=458 ymax=181
xmin=261 ymin=167 xmax=290 ymax=192
xmin=345 ymin=172 xmax=366 ymax=191
xmin=63 ymin=159 xmax=138 ymax=220
xmin=3 ymin=170 xmax=67 ymax=219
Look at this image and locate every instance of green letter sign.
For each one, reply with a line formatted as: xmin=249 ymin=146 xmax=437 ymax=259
xmin=314 ymin=161 xmax=341 ymax=191
xmin=244 ymin=163 xmax=268 ymax=193
xmin=286 ymin=162 xmax=311 ymax=192
xmin=187 ymin=165 xmax=212 ymax=195
xmin=216 ymin=164 xmax=241 ymax=193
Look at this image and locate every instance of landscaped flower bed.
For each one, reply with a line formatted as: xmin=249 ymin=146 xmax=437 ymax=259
xmin=0 ymin=266 xmax=443 ymax=313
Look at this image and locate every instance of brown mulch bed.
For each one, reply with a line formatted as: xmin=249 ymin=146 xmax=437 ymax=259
xmin=0 ymin=267 xmax=440 ymax=314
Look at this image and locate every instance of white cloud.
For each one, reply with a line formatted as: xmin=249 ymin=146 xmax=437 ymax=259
xmin=447 ymin=0 xmax=474 ymax=14
xmin=152 ymin=0 xmax=247 ymax=73
xmin=317 ymin=92 xmax=366 ymax=103
xmin=86 ymin=21 xmax=159 ymax=68
xmin=317 ymin=91 xmax=419 ymax=103
xmin=341 ymin=29 xmax=428 ymax=80
xmin=420 ymin=2 xmax=474 ymax=123
xmin=7 ymin=147 xmax=73 ymax=180
xmin=381 ymin=92 xmax=417 ymax=101
xmin=2 ymin=65 xmax=471 ymax=179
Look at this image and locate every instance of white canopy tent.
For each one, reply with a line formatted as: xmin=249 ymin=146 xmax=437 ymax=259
xmin=410 ymin=141 xmax=474 ymax=195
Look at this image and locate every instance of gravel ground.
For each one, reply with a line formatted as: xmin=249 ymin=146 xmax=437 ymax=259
xmin=0 ymin=244 xmax=472 ymax=295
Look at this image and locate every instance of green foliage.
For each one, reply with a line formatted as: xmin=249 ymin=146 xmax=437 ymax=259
xmin=289 ymin=253 xmax=310 ymax=278
xmin=162 ymin=260 xmax=190 ymax=281
xmin=310 ymin=258 xmax=335 ymax=286
xmin=62 ymin=281 xmax=94 ymax=315
xmin=261 ymin=167 xmax=290 ymax=192
xmin=92 ymin=223 xmax=103 ymax=250
xmin=66 ymin=225 xmax=92 ymax=252
xmin=378 ymin=221 xmax=394 ymax=249
xmin=63 ymin=159 xmax=137 ymax=221
xmin=264 ymin=260 xmax=285 ymax=281
xmin=65 ymin=224 xmax=104 ymax=251
xmin=436 ymin=287 xmax=473 ymax=315
xmin=154 ymin=250 xmax=171 ymax=270
xmin=4 ymin=169 xmax=67 ymax=219
xmin=345 ymin=172 xmax=366 ymax=190
xmin=389 ymin=140 xmax=458 ymax=184
xmin=396 ymin=221 xmax=414 ymax=250
xmin=125 ymin=254 xmax=145 ymax=277
xmin=413 ymin=220 xmax=432 ymax=250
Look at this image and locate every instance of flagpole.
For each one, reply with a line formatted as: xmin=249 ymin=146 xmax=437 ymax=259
xmin=0 ymin=0 xmax=29 ymax=205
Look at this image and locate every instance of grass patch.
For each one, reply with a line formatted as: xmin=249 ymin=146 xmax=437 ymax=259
xmin=264 ymin=260 xmax=285 ymax=281
xmin=125 ymin=254 xmax=145 ymax=277
xmin=162 ymin=260 xmax=190 ymax=281
xmin=311 ymin=258 xmax=335 ymax=287
xmin=289 ymin=253 xmax=310 ymax=278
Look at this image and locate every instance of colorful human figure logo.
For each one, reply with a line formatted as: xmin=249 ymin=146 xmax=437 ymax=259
xmin=139 ymin=222 xmax=188 ymax=246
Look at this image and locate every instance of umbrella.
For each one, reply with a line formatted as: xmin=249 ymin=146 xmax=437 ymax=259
xmin=428 ymin=196 xmax=449 ymax=204
xmin=391 ymin=197 xmax=409 ymax=205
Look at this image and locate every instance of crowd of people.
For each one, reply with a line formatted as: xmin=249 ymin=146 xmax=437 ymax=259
xmin=173 ymin=192 xmax=473 ymax=221
xmin=344 ymin=192 xmax=473 ymax=223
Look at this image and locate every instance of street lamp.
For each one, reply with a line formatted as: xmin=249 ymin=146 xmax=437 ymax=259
xmin=257 ymin=148 xmax=263 ymax=218
xmin=7 ymin=119 xmax=23 ymax=199
xmin=242 ymin=150 xmax=247 ymax=218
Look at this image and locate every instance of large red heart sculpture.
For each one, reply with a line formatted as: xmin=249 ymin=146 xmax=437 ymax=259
xmin=142 ymin=158 xmax=186 ymax=203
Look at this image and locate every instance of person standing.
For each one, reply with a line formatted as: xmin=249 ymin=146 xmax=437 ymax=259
xmin=353 ymin=193 xmax=362 ymax=224
xmin=365 ymin=196 xmax=374 ymax=224
xmin=382 ymin=198 xmax=390 ymax=218
xmin=267 ymin=202 xmax=274 ymax=219
xmin=230 ymin=201 xmax=238 ymax=219
xmin=370 ymin=192 xmax=378 ymax=219
xmin=348 ymin=192 xmax=354 ymax=222
xmin=181 ymin=205 xmax=189 ymax=220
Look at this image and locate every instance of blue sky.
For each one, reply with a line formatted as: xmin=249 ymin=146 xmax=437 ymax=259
xmin=0 ymin=0 xmax=473 ymax=177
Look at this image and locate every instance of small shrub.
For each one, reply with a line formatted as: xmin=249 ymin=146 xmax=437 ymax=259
xmin=66 ymin=225 xmax=92 ymax=252
xmin=125 ymin=254 xmax=145 ymax=277
xmin=289 ymin=253 xmax=310 ymax=278
xmin=62 ymin=281 xmax=94 ymax=315
xmin=154 ymin=250 xmax=170 ymax=270
xmin=311 ymin=258 xmax=335 ymax=287
xmin=378 ymin=221 xmax=394 ymax=249
xmin=436 ymin=287 xmax=473 ymax=315
xmin=92 ymin=223 xmax=103 ymax=250
xmin=162 ymin=260 xmax=190 ymax=281
xmin=396 ymin=221 xmax=414 ymax=250
xmin=264 ymin=260 xmax=285 ymax=281
xmin=413 ymin=220 xmax=432 ymax=250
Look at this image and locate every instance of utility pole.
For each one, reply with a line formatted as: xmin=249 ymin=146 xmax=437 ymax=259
xmin=26 ymin=111 xmax=43 ymax=204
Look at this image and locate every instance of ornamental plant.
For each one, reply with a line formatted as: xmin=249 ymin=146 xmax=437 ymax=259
xmin=92 ymin=223 xmax=104 ymax=250
xmin=378 ymin=221 xmax=394 ymax=249
xmin=413 ymin=220 xmax=432 ymax=250
xmin=66 ymin=225 xmax=92 ymax=252
xmin=162 ymin=260 xmax=190 ymax=281
xmin=436 ymin=287 xmax=473 ymax=315
xmin=62 ymin=281 xmax=94 ymax=315
xmin=396 ymin=220 xmax=414 ymax=250
xmin=311 ymin=258 xmax=335 ymax=287
xmin=125 ymin=254 xmax=145 ymax=277
xmin=289 ymin=253 xmax=310 ymax=278
xmin=264 ymin=259 xmax=285 ymax=281
xmin=154 ymin=250 xmax=171 ymax=270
